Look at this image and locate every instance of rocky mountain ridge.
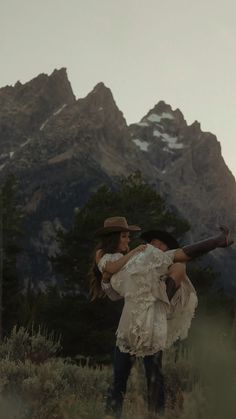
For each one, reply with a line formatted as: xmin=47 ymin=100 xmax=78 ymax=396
xmin=0 ymin=68 xmax=235 ymax=291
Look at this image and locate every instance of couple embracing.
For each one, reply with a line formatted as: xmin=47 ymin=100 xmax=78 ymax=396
xmin=90 ymin=216 xmax=233 ymax=418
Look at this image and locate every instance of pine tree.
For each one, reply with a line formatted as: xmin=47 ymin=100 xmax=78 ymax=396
xmin=51 ymin=171 xmax=190 ymax=292
xmin=0 ymin=174 xmax=24 ymax=340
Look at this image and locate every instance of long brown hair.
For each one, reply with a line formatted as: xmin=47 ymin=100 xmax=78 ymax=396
xmin=89 ymin=232 xmax=122 ymax=300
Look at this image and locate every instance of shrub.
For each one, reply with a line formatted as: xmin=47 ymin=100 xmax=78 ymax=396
xmin=0 ymin=326 xmax=111 ymax=419
xmin=0 ymin=325 xmax=61 ymax=363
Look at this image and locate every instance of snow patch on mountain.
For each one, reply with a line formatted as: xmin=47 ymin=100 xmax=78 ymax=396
xmin=40 ymin=104 xmax=67 ymax=131
xmin=20 ymin=138 xmax=32 ymax=148
xmin=153 ymin=129 xmax=163 ymax=137
xmin=40 ymin=118 xmax=50 ymax=131
xmin=0 ymin=163 xmax=6 ymax=171
xmin=0 ymin=153 xmax=9 ymax=159
xmin=146 ymin=112 xmax=174 ymax=124
xmin=147 ymin=114 xmax=162 ymax=123
xmin=136 ymin=122 xmax=149 ymax=127
xmin=161 ymin=112 xmax=174 ymax=120
xmin=53 ymin=104 xmax=67 ymax=116
xmin=163 ymin=146 xmax=174 ymax=154
xmin=161 ymin=134 xmax=184 ymax=149
xmin=132 ymin=138 xmax=149 ymax=151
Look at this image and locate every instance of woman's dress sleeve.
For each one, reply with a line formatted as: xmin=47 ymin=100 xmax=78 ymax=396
xmin=98 ymin=253 xmax=124 ymax=301
xmin=97 ymin=252 xmax=123 ymax=273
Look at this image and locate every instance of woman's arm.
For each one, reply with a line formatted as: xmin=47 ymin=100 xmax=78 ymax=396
xmin=104 ymin=244 xmax=147 ymax=274
xmin=96 ymin=244 xmax=147 ymax=275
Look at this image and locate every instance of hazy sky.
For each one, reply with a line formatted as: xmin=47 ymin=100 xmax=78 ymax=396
xmin=1 ymin=0 xmax=236 ymax=176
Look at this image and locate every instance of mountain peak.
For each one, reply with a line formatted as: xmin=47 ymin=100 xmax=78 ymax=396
xmin=140 ymin=100 xmax=185 ymax=127
xmin=51 ymin=67 xmax=68 ymax=77
xmin=0 ymin=68 xmax=76 ymax=149
xmin=93 ymin=81 xmax=107 ymax=90
xmin=49 ymin=68 xmax=74 ymax=98
xmin=77 ymin=82 xmax=127 ymax=128
xmin=34 ymin=67 xmax=76 ymax=103
xmin=153 ymin=100 xmax=173 ymax=113
xmin=89 ymin=82 xmax=115 ymax=103
xmin=190 ymin=120 xmax=201 ymax=130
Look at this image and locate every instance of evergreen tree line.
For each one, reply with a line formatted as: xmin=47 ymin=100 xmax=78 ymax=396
xmin=0 ymin=172 xmax=234 ymax=360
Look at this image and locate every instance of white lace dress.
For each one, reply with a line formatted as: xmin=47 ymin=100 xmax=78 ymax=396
xmin=98 ymin=244 xmax=198 ymax=357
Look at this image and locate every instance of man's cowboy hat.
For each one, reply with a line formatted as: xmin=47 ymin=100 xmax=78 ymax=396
xmin=140 ymin=230 xmax=179 ymax=250
xmin=95 ymin=216 xmax=141 ymax=237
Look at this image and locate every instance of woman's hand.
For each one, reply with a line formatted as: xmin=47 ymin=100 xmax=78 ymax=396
xmin=102 ymin=271 xmax=112 ymax=283
xmin=102 ymin=244 xmax=148 ymax=275
xmin=130 ymin=244 xmax=147 ymax=256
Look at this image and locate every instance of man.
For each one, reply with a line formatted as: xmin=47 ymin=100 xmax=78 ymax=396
xmin=102 ymin=229 xmax=189 ymax=417
xmin=102 ymin=226 xmax=233 ymax=418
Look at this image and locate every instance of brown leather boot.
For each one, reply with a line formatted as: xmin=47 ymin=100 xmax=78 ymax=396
xmin=183 ymin=226 xmax=234 ymax=259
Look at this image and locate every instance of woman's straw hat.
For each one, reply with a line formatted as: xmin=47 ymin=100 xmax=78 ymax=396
xmin=95 ymin=216 xmax=141 ymax=237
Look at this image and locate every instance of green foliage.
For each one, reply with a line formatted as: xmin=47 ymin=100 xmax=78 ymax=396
xmin=0 ymin=326 xmax=111 ymax=419
xmin=187 ymin=263 xmax=234 ymax=321
xmin=186 ymin=264 xmax=219 ymax=295
xmin=20 ymin=287 xmax=122 ymax=359
xmin=0 ymin=174 xmax=25 ymax=335
xmin=180 ymin=314 xmax=236 ymax=419
xmin=0 ymin=174 xmax=24 ymax=243
xmin=0 ymin=323 xmax=236 ymax=419
xmin=0 ymin=325 xmax=61 ymax=363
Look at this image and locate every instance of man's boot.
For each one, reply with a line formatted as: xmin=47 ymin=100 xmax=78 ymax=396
xmin=182 ymin=226 xmax=233 ymax=259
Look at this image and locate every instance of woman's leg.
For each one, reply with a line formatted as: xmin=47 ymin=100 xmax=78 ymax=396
xmin=106 ymin=346 xmax=133 ymax=418
xmin=174 ymin=226 xmax=233 ymax=262
xmin=165 ymin=263 xmax=186 ymax=301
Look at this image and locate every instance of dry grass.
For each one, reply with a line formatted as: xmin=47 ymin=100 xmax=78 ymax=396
xmin=1 ymin=316 xmax=236 ymax=418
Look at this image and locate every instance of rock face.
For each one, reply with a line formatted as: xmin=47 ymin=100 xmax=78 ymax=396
xmin=1 ymin=68 xmax=236 ymax=291
xmin=129 ymin=103 xmax=236 ymax=237
xmin=0 ymin=68 xmax=75 ymax=158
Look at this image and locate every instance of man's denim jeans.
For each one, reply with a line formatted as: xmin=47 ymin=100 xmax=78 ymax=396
xmin=106 ymin=346 xmax=165 ymax=417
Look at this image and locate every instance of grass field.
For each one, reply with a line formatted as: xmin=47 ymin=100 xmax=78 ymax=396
xmin=0 ymin=312 xmax=235 ymax=419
